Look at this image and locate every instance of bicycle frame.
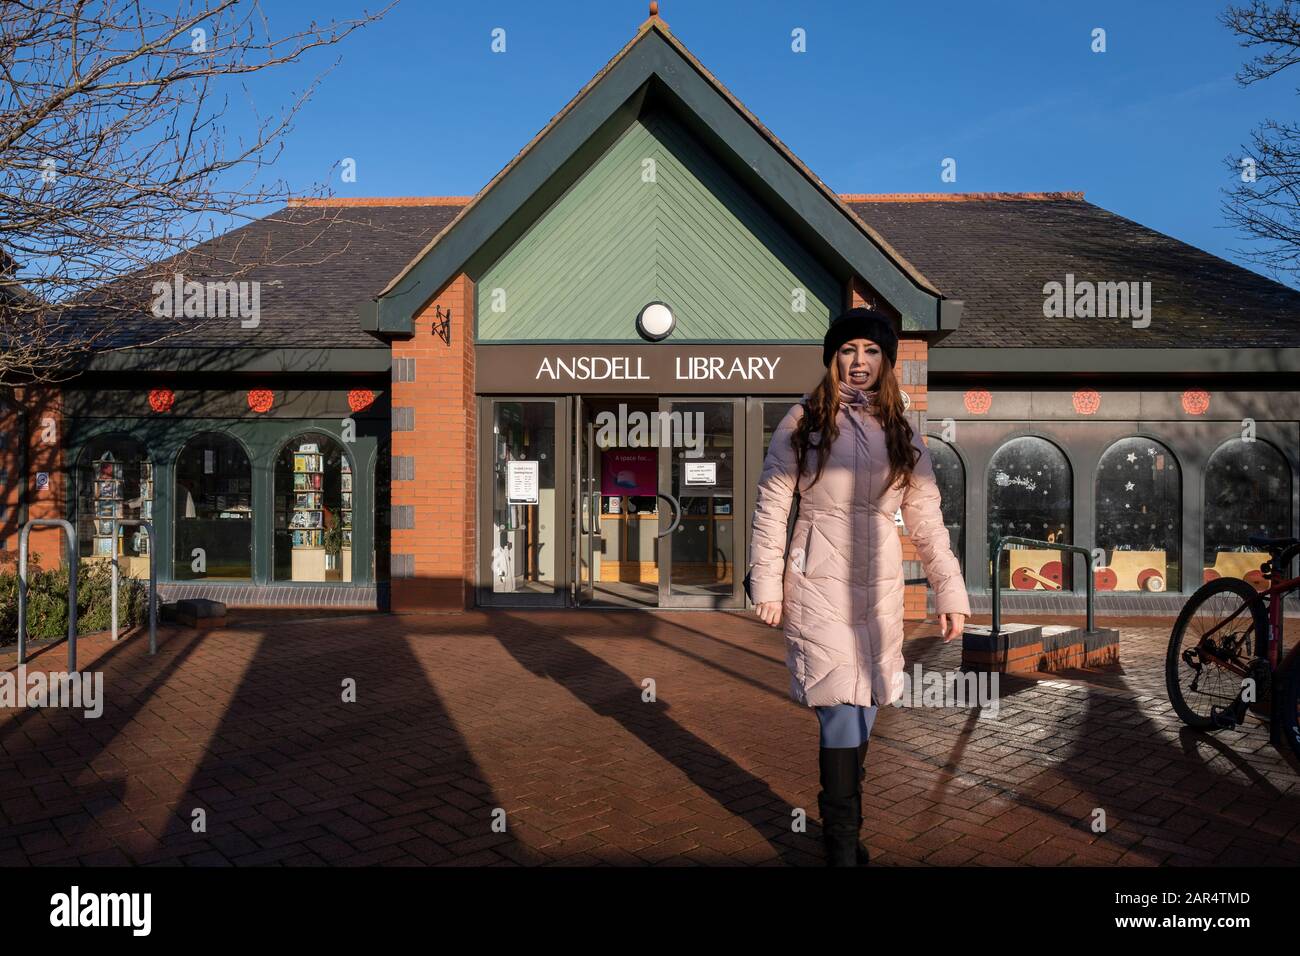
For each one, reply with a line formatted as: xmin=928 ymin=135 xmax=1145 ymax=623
xmin=1196 ymin=543 xmax=1300 ymax=679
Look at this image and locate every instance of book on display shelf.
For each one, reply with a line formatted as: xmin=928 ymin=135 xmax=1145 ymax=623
xmin=291 ymin=443 xmax=324 ymax=548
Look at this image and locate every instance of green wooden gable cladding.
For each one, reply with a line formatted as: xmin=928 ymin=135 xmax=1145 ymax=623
xmin=475 ymin=110 xmax=841 ymax=343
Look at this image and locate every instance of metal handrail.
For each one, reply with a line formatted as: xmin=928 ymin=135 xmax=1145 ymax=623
xmin=17 ymin=519 xmax=78 ymax=670
xmin=110 ymin=519 xmax=158 ymax=655
xmin=990 ymin=535 xmax=1096 ymax=636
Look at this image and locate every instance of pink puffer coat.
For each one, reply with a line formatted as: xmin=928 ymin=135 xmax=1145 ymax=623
xmin=748 ymin=383 xmax=971 ymax=707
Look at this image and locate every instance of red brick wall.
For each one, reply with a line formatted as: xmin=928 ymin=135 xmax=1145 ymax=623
xmin=389 ymin=274 xmax=476 ymax=612
xmin=0 ymin=394 xmax=21 ymax=569
xmin=0 ymin=387 xmax=65 ymax=573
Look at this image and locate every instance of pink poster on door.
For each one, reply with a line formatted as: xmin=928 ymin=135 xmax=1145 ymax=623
xmin=602 ymin=450 xmax=657 ymax=496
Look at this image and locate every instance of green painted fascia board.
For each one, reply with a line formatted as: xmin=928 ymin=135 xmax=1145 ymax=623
xmin=83 ymin=348 xmax=391 ymax=373
xmin=477 ymin=338 xmax=827 ymax=345
xmin=939 ymin=299 xmax=964 ymax=330
xmin=368 ymin=29 xmax=945 ymax=335
xmin=358 ymin=300 xmax=380 ymax=332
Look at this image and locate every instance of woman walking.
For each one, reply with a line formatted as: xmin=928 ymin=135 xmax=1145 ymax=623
xmin=747 ymin=307 xmax=969 ymax=866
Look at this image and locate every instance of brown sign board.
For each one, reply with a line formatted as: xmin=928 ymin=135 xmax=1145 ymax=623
xmin=475 ymin=344 xmax=827 ymax=394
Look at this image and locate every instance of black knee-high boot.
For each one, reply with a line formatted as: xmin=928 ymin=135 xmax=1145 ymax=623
xmin=855 ymin=739 xmax=870 ymax=865
xmin=817 ymin=746 xmax=861 ymax=866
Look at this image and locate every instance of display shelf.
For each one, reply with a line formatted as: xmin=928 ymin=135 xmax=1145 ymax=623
xmin=89 ymin=454 xmax=154 ymax=560
xmin=340 ymin=457 xmax=353 ymax=538
xmin=290 ymin=443 xmax=324 ymax=548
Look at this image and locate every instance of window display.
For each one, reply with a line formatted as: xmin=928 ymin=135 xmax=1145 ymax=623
xmin=174 ymin=434 xmax=252 ymax=580
xmin=987 ymin=436 xmax=1073 ymax=590
xmin=275 ymin=435 xmax=350 ymax=582
xmin=76 ymin=438 xmax=152 ymax=575
xmin=1203 ymin=438 xmax=1292 ymax=589
xmin=928 ymin=437 xmax=965 ymax=575
xmin=1094 ymin=437 xmax=1181 ymax=592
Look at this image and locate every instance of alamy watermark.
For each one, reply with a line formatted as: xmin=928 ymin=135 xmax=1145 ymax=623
xmin=0 ymin=666 xmax=104 ymax=718
xmin=888 ymin=663 xmax=999 ymax=715
xmin=593 ymin=403 xmax=705 ymax=458
xmin=151 ymin=273 xmax=261 ymax=328
xmin=1042 ymin=273 xmax=1151 ymax=328
xmin=50 ymin=886 xmax=150 ymax=936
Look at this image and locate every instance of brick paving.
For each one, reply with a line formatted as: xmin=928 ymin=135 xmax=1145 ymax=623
xmin=2 ymin=608 xmax=1299 ymax=866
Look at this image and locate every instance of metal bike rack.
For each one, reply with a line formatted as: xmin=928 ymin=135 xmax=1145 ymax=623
xmin=991 ymin=535 xmax=1097 ymax=636
xmin=110 ymin=519 xmax=158 ymax=655
xmin=17 ymin=519 xmax=79 ymax=670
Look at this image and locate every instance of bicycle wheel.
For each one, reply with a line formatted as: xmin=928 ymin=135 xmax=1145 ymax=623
xmin=1165 ymin=576 xmax=1267 ymax=730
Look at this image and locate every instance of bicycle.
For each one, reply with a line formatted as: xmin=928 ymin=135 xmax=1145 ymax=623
xmin=1165 ymin=534 xmax=1300 ymax=761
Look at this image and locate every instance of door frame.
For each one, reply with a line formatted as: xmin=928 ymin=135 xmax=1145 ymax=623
xmin=572 ymin=395 xmax=599 ymax=606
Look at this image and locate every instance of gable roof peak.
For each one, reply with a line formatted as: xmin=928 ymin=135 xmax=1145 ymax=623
xmin=639 ymin=2 xmax=668 ymax=32
xmin=363 ymin=4 xmax=951 ymax=333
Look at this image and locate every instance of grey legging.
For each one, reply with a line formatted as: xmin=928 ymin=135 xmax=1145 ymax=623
xmin=815 ymin=702 xmax=879 ymax=748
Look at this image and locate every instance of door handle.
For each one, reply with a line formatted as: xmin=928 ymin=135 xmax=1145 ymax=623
xmin=656 ymin=492 xmax=681 ymax=539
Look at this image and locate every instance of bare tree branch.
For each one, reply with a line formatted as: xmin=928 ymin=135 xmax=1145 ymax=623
xmin=0 ymin=0 xmax=397 ymax=385
xmin=1220 ymin=1 xmax=1300 ymax=282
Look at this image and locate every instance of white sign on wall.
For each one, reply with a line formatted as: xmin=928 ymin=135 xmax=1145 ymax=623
xmin=507 ymin=460 xmax=539 ymax=504
xmin=683 ymin=461 xmax=716 ymax=486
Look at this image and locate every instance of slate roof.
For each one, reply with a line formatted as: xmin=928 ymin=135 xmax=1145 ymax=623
xmin=74 ymin=202 xmax=462 ymax=350
xmin=69 ymin=193 xmax=1300 ymax=353
xmin=845 ymin=195 xmax=1300 ymax=349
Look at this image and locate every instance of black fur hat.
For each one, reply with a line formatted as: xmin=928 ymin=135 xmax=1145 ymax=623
xmin=822 ymin=308 xmax=899 ymax=367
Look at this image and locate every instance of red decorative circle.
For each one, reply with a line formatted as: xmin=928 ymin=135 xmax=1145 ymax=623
xmin=1072 ymin=388 xmax=1101 ymax=415
xmin=348 ymin=388 xmax=376 ymax=412
xmin=1182 ymin=388 xmax=1210 ymax=416
xmin=148 ymin=388 xmax=175 ymax=413
xmin=247 ymin=389 xmax=274 ymax=413
xmin=963 ymin=388 xmax=992 ymax=415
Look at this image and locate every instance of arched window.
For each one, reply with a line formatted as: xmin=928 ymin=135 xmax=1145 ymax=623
xmin=174 ymin=433 xmax=252 ymax=580
xmin=928 ymin=437 xmax=966 ymax=575
xmin=274 ymin=433 xmax=351 ymax=582
xmin=988 ymin=436 xmax=1073 ymax=590
xmin=1094 ymin=437 xmax=1181 ymax=592
xmin=76 ymin=435 xmax=153 ymax=572
xmin=1203 ymin=438 xmax=1292 ymax=589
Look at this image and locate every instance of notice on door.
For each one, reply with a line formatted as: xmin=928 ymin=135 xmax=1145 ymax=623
xmin=507 ymin=460 xmax=539 ymax=504
xmin=683 ymin=461 xmax=716 ymax=486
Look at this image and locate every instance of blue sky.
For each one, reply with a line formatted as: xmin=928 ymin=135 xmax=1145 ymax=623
xmin=232 ymin=0 xmax=1297 ymax=283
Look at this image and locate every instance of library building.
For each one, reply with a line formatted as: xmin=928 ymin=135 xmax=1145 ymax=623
xmin=3 ymin=8 xmax=1298 ymax=618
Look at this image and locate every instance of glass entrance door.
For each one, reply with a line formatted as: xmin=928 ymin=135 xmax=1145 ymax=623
xmin=658 ymin=398 xmax=745 ymax=608
xmin=478 ymin=397 xmax=568 ymax=607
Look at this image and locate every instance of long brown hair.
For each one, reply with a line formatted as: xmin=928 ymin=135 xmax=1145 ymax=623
xmin=791 ymin=350 xmax=920 ymax=492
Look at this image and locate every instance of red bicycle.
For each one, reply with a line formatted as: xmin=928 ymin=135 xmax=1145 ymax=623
xmin=1165 ymin=534 xmax=1300 ymax=760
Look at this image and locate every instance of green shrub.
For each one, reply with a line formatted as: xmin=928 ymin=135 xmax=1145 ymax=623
xmin=0 ymin=560 xmax=147 ymax=643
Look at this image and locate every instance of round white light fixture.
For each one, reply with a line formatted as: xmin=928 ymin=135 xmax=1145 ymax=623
xmin=636 ymin=301 xmax=675 ymax=341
